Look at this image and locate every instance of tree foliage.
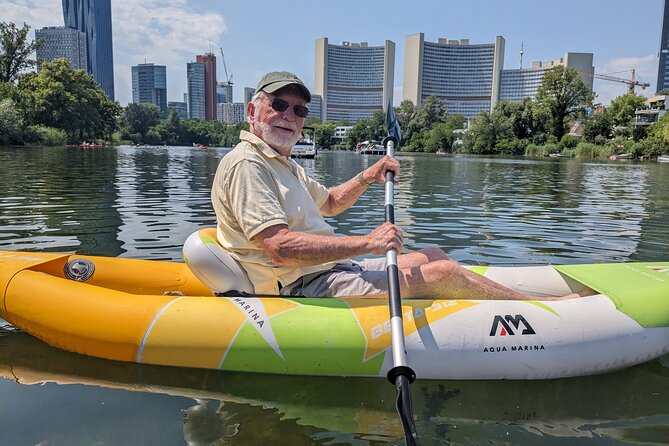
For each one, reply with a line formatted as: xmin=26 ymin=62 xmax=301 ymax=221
xmin=0 ymin=22 xmax=41 ymax=83
xmin=535 ymin=66 xmax=594 ymax=140
xmin=0 ymin=98 xmax=23 ymax=144
xmin=18 ymin=58 xmax=121 ymax=142
xmin=123 ymin=103 xmax=162 ymax=140
xmin=607 ymin=94 xmax=646 ymax=127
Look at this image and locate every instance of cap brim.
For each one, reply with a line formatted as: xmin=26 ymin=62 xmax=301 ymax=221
xmin=261 ymin=81 xmax=311 ymax=103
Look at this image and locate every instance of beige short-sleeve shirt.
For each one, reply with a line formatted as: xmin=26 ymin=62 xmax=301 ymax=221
xmin=211 ymin=130 xmax=346 ymax=294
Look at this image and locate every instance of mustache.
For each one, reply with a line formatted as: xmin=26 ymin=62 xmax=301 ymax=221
xmin=272 ymin=120 xmax=297 ymax=131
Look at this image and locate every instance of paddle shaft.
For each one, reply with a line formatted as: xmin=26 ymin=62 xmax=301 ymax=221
xmin=383 ymin=138 xmax=421 ymax=446
xmin=384 ymin=140 xmax=410 ymax=368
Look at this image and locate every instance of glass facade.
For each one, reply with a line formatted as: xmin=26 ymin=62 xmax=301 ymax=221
xmin=131 ymin=63 xmax=167 ymax=116
xmin=187 ymin=62 xmax=206 ymax=120
xmin=62 ymin=0 xmax=115 ymax=100
xmin=167 ymin=101 xmax=188 ymax=120
xmin=499 ymin=67 xmax=549 ymax=102
xmin=421 ymin=41 xmax=496 ymax=118
xmin=658 ymin=0 xmax=669 ymax=93
xmin=35 ymin=26 xmax=87 ymax=70
xmin=326 ymin=43 xmax=387 ymax=122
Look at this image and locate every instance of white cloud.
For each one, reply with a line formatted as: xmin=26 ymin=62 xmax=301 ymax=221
xmin=594 ymin=54 xmax=657 ymax=104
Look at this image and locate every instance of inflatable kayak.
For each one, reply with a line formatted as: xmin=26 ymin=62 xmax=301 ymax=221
xmin=1 ymin=249 xmax=668 ymax=380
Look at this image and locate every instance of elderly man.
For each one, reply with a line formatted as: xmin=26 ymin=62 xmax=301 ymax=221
xmin=211 ymin=71 xmax=566 ymax=300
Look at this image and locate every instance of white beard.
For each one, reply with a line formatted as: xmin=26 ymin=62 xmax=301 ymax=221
xmin=254 ymin=120 xmax=300 ymax=151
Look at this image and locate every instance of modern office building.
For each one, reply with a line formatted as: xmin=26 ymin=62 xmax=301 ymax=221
xmin=309 ymin=94 xmax=323 ymax=122
xmin=187 ymin=62 xmax=206 ymax=120
xmin=499 ymin=53 xmax=594 ymax=102
xmin=131 ymin=63 xmax=167 ymax=116
xmin=217 ymin=102 xmax=245 ymax=124
xmin=314 ymin=38 xmax=395 ymax=123
xmin=196 ymin=53 xmax=217 ymax=121
xmin=62 ymin=0 xmax=115 ymax=100
xmin=658 ymin=0 xmax=669 ymax=93
xmin=35 ymin=26 xmax=87 ymax=70
xmin=167 ymin=101 xmax=188 ymax=120
xmin=217 ymin=81 xmax=233 ymax=104
xmin=403 ymin=34 xmax=504 ymax=118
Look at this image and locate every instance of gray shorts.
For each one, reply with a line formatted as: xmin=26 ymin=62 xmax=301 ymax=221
xmin=280 ymin=257 xmax=388 ymax=298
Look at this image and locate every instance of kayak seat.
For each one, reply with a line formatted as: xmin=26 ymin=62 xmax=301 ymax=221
xmin=183 ymin=228 xmax=254 ymax=295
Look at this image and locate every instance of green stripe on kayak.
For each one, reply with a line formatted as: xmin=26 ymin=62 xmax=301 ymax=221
xmin=221 ymin=298 xmax=385 ymax=376
xmin=469 ymin=266 xmax=489 ymax=275
xmin=555 ymin=263 xmax=669 ymax=328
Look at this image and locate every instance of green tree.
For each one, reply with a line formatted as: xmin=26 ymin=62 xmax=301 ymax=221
xmin=424 ymin=114 xmax=465 ymax=153
xmin=535 ymin=66 xmax=594 ymax=140
xmin=0 ymin=22 xmax=41 ymax=83
xmin=582 ymin=111 xmax=612 ymax=143
xmin=462 ymin=109 xmax=513 ymax=154
xmin=607 ymin=93 xmax=646 ymax=127
xmin=345 ymin=110 xmax=386 ymax=148
xmin=18 ymin=58 xmax=120 ymax=142
xmin=0 ymin=98 xmax=23 ymax=144
xmin=123 ymin=103 xmax=162 ymax=141
xmin=313 ymin=121 xmax=337 ymax=149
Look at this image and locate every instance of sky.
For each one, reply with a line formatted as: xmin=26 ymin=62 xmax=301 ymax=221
xmin=2 ymin=0 xmax=664 ymax=107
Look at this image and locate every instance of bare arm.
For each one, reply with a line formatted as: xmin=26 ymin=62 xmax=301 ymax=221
xmin=320 ymin=155 xmax=400 ymax=216
xmin=254 ymin=222 xmax=403 ymax=266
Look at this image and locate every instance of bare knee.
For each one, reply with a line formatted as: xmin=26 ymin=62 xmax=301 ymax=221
xmin=419 ymin=247 xmax=449 ymax=262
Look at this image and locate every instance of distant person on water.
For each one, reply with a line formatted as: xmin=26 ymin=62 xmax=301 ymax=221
xmin=211 ymin=71 xmax=574 ymax=300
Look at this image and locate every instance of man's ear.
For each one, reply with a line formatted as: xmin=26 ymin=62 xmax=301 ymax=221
xmin=247 ymin=102 xmax=256 ymax=122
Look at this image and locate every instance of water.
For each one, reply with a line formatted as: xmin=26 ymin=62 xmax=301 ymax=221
xmin=1 ymin=145 xmax=668 ymax=445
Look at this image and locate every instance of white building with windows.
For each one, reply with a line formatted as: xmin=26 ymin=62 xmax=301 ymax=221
xmin=217 ymin=102 xmax=245 ymax=124
xmin=500 ymin=53 xmax=594 ymax=102
xmin=403 ymin=34 xmax=504 ymax=118
xmin=314 ymin=38 xmax=395 ymax=123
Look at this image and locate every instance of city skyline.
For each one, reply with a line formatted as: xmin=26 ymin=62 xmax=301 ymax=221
xmin=3 ymin=0 xmax=663 ymax=107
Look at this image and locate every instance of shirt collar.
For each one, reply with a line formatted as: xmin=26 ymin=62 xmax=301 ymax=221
xmin=240 ymin=130 xmax=284 ymax=160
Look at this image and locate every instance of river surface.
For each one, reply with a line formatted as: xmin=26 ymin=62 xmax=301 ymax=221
xmin=0 ymin=145 xmax=668 ymax=445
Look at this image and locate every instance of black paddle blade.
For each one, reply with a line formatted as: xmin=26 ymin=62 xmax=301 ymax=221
xmin=395 ymin=374 xmax=421 ymax=446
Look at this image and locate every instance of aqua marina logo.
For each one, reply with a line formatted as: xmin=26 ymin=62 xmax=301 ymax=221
xmin=489 ymin=314 xmax=536 ymax=336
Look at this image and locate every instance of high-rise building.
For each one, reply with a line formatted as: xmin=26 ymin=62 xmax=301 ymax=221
xmin=309 ymin=94 xmax=323 ymax=122
xmin=403 ymin=34 xmax=505 ymax=118
xmin=187 ymin=62 xmax=206 ymax=120
xmin=658 ymin=0 xmax=669 ymax=93
xmin=314 ymin=38 xmax=395 ymax=123
xmin=35 ymin=26 xmax=87 ymax=70
xmin=217 ymin=102 xmax=245 ymax=124
xmin=131 ymin=63 xmax=167 ymax=116
xmin=217 ymin=81 xmax=233 ymax=104
xmin=196 ymin=53 xmax=217 ymax=121
xmin=62 ymin=0 xmax=115 ymax=100
xmin=500 ymin=53 xmax=594 ymax=102
xmin=167 ymin=101 xmax=188 ymax=120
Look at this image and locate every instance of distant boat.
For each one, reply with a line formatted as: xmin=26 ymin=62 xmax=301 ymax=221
xmin=356 ymin=140 xmax=385 ymax=155
xmin=193 ymin=143 xmax=209 ymax=149
xmin=609 ymin=153 xmax=631 ymax=160
xmin=291 ymin=127 xmax=317 ymax=159
xmin=658 ymin=154 xmax=669 ymax=163
xmin=548 ymin=153 xmax=572 ymax=158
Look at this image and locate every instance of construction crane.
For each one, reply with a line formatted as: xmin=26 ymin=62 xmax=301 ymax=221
xmin=582 ymin=69 xmax=650 ymax=95
xmin=219 ymin=47 xmax=234 ymax=123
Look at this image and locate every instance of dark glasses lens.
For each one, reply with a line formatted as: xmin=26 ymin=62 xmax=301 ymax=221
xmin=270 ymin=98 xmax=309 ymax=118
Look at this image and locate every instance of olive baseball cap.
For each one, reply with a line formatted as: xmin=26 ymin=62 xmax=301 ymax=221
xmin=256 ymin=71 xmax=311 ymax=103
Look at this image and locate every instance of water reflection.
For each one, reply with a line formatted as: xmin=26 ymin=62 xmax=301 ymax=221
xmin=1 ymin=330 xmax=668 ymax=445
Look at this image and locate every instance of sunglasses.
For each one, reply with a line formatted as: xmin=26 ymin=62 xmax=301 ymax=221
xmin=264 ymin=95 xmax=309 ymax=118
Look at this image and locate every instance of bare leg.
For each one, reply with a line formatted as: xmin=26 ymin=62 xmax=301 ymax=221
xmin=397 ymin=259 xmax=576 ymax=301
